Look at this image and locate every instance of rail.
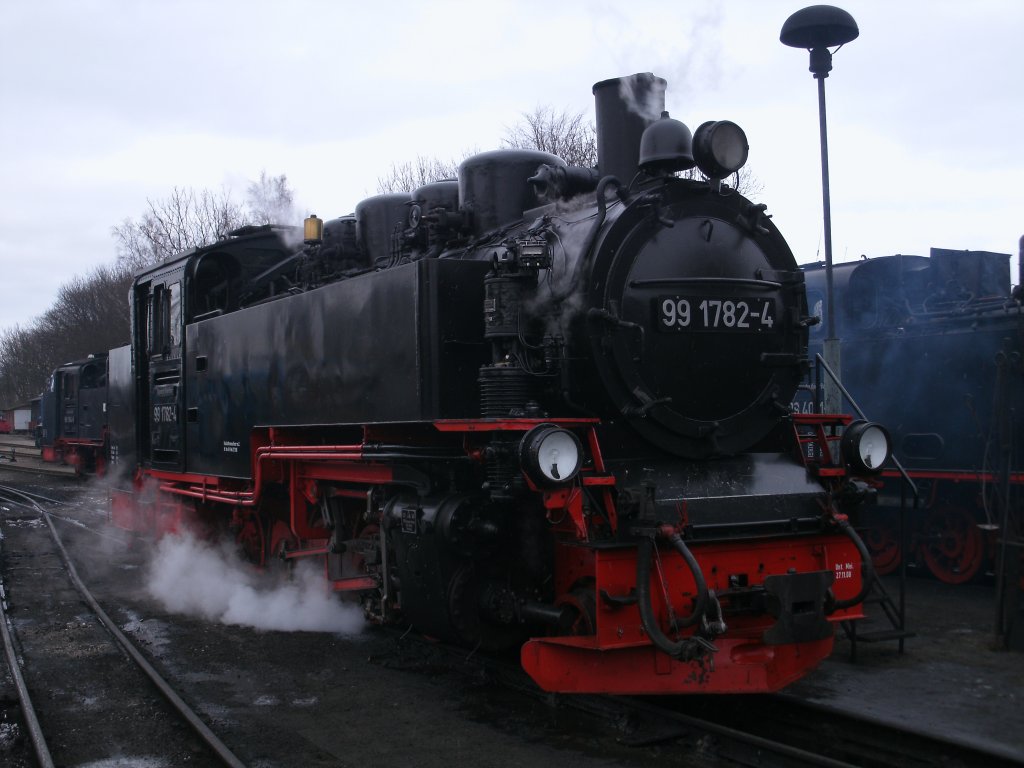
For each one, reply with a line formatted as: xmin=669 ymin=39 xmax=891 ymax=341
xmin=0 ymin=483 xmax=247 ymax=768
xmin=0 ymin=573 xmax=55 ymax=767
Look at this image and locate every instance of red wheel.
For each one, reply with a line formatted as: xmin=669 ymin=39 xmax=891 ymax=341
xmin=268 ymin=520 xmax=294 ymax=553
xmin=921 ymin=506 xmax=985 ymax=584
xmin=236 ymin=515 xmax=266 ymax=566
xmin=268 ymin=520 xmax=297 ymax=568
xmin=863 ymin=522 xmax=901 ymax=576
xmin=66 ymin=448 xmax=84 ymax=474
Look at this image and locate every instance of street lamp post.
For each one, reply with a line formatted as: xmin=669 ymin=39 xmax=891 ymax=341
xmin=781 ymin=5 xmax=858 ymax=414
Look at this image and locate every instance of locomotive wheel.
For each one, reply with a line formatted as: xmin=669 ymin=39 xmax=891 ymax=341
xmin=267 ymin=520 xmax=297 ymax=574
xmin=66 ymin=448 xmax=84 ymax=475
xmin=235 ymin=515 xmax=266 ymax=567
xmin=863 ymin=522 xmax=901 ymax=576
xmin=448 ymin=563 xmax=521 ymax=650
xmin=921 ymin=506 xmax=985 ymax=584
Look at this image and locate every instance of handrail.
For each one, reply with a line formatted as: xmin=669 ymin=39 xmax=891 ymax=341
xmin=814 ymin=352 xmax=919 ymax=500
xmin=813 ymin=351 xmax=917 ymax=654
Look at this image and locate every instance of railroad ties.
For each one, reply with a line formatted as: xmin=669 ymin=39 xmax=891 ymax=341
xmin=0 ymin=483 xmax=245 ymax=767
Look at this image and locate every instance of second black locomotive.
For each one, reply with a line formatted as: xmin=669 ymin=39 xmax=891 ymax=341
xmin=801 ymin=247 xmax=1023 ymax=585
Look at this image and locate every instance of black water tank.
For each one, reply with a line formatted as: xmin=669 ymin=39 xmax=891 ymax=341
xmin=459 ymin=150 xmax=565 ymax=237
xmin=356 ymin=193 xmax=411 ymax=267
xmin=413 ymin=180 xmax=460 ymax=212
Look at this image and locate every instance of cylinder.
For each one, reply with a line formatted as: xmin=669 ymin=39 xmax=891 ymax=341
xmin=459 ymin=150 xmax=565 ymax=237
xmin=355 ymin=193 xmax=411 ymax=268
xmin=413 ymin=180 xmax=460 ymax=213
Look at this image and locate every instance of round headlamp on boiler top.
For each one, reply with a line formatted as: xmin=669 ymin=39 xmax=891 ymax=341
xmin=840 ymin=420 xmax=892 ymax=474
xmin=518 ymin=425 xmax=583 ymax=487
xmin=692 ymin=120 xmax=749 ymax=180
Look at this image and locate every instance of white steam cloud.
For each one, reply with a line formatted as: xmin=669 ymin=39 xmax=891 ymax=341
xmin=146 ymin=533 xmax=364 ymax=634
xmin=617 ymin=73 xmax=667 ymax=121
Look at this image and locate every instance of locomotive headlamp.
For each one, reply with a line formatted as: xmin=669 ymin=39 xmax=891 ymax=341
xmin=840 ymin=420 xmax=891 ymax=474
xmin=519 ymin=425 xmax=583 ymax=486
xmin=692 ymin=121 xmax=749 ymax=180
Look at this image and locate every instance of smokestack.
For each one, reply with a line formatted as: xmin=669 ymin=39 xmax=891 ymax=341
xmin=592 ymin=73 xmax=667 ymax=184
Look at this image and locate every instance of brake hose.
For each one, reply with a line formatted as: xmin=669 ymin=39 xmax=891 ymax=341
xmin=829 ymin=515 xmax=877 ymax=611
xmin=636 ymin=529 xmax=709 ymax=657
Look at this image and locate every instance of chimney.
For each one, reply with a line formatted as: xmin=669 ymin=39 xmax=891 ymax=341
xmin=592 ymin=73 xmax=667 ymax=183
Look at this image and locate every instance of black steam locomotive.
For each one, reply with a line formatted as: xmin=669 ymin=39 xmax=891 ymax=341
xmin=800 ymin=249 xmax=1023 ymax=584
xmin=106 ymin=73 xmax=889 ymax=694
xmin=38 ymin=354 xmax=109 ymax=474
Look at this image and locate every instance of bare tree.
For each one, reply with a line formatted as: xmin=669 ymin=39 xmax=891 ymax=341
xmin=502 ymin=106 xmax=598 ymax=168
xmin=376 ymin=155 xmax=462 ymax=195
xmin=1 ymin=172 xmax=297 ymax=403
xmin=112 ymin=186 xmax=245 ymax=269
xmin=0 ymin=325 xmax=46 ymax=406
xmin=39 ymin=264 xmax=134 ymax=353
xmin=731 ymin=167 xmax=763 ymax=200
xmin=0 ymin=263 xmax=133 ymax=406
xmin=112 ymin=172 xmax=296 ymax=270
xmin=374 ymin=106 xmax=599 ymax=194
xmin=246 ymin=171 xmax=295 ymax=225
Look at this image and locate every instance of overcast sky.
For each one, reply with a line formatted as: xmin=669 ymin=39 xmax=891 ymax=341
xmin=1 ymin=0 xmax=1021 ymax=332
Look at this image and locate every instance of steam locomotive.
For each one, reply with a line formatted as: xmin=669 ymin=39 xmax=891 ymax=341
xmin=103 ymin=73 xmax=889 ymax=694
xmin=800 ymin=248 xmax=1023 ymax=585
xmin=38 ymin=354 xmax=109 ymax=474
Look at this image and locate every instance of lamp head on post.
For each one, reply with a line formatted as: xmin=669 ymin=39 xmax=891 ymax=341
xmin=780 ymin=5 xmax=859 ymax=78
xmin=780 ymin=5 xmax=858 ymax=414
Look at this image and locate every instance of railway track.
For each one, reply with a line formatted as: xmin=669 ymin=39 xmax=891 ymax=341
xmin=0 ymin=477 xmax=1018 ymax=767
xmin=380 ymin=609 xmax=1021 ymax=768
xmin=0 ymin=484 xmax=245 ymax=767
xmin=651 ymin=693 xmax=1022 ymax=768
xmin=0 ymin=438 xmax=76 ymax=478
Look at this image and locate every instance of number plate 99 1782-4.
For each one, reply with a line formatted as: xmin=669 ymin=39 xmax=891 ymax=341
xmin=656 ymin=296 xmax=776 ymax=332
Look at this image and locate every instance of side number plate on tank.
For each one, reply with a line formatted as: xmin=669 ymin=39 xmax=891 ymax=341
xmin=656 ymin=296 xmax=776 ymax=332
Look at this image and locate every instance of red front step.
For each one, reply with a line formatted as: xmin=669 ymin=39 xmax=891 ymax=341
xmin=521 ymin=634 xmax=835 ymax=694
